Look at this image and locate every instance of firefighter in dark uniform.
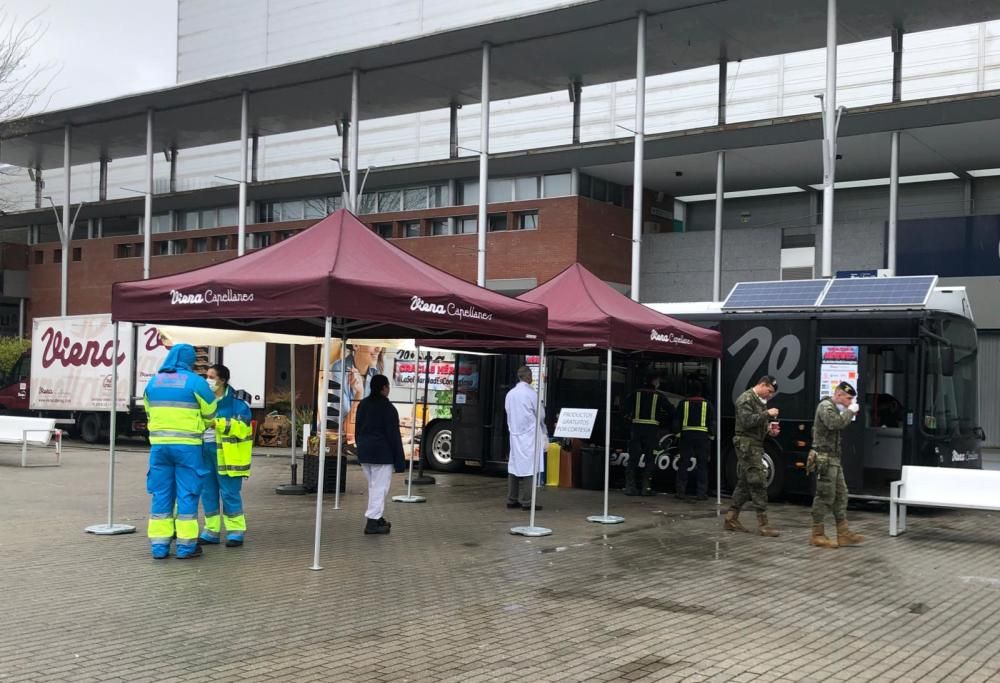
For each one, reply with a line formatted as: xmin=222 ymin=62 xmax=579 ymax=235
xmin=625 ymin=372 xmax=674 ymax=496
xmin=674 ymin=381 xmax=715 ymax=501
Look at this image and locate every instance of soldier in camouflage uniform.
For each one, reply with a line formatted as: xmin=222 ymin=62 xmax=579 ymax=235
xmin=724 ymin=375 xmax=780 ymax=537
xmin=808 ymin=381 xmax=865 ymax=548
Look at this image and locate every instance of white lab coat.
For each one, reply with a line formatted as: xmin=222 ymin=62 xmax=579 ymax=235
xmin=505 ymin=381 xmax=547 ymax=477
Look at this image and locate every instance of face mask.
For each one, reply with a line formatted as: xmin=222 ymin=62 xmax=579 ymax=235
xmin=836 ymin=404 xmax=845 ymax=413
xmin=207 ymin=379 xmax=219 ymax=391
xmin=758 ymin=395 xmax=768 ymax=405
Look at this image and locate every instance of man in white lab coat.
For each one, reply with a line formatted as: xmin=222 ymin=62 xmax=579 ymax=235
xmin=504 ymin=365 xmax=547 ymax=511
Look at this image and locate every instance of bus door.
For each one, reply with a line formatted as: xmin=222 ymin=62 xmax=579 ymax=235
xmin=859 ymin=344 xmax=910 ymax=491
xmin=450 ymin=355 xmax=485 ymax=464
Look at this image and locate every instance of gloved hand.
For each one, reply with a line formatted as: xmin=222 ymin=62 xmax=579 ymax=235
xmin=847 ymin=402 xmax=860 ymax=415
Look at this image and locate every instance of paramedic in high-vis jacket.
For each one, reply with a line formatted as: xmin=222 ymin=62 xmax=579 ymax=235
xmin=199 ymin=364 xmax=254 ymax=548
xmin=143 ymin=344 xmax=217 ymax=560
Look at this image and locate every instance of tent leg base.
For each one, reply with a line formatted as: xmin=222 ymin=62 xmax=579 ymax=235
xmin=392 ymin=495 xmax=426 ymax=503
xmin=587 ymin=514 xmax=625 ymax=524
xmin=85 ymin=523 xmax=136 ymax=535
xmin=275 ymin=484 xmax=307 ymax=495
xmin=510 ymin=525 xmax=552 ymax=537
xmin=308 ymin=565 xmax=323 ymax=571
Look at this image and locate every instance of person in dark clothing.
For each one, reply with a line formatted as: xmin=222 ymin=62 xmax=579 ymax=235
xmin=674 ymin=381 xmax=716 ymax=501
xmin=625 ymin=372 xmax=674 ymax=496
xmin=355 ymin=374 xmax=406 ymax=535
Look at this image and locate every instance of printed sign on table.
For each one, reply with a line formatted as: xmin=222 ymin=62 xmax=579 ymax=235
xmin=553 ymin=408 xmax=599 ymax=439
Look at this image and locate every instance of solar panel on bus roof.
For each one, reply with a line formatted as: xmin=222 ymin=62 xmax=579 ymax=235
xmin=818 ymin=275 xmax=937 ymax=307
xmin=722 ymin=279 xmax=830 ymax=309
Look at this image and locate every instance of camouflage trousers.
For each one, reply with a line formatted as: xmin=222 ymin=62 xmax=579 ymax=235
xmin=729 ymin=436 xmax=768 ymax=513
xmin=811 ymin=456 xmax=848 ymax=524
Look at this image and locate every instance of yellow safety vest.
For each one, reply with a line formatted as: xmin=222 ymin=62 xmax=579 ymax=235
xmin=681 ymin=399 xmax=709 ymax=432
xmin=215 ymin=418 xmax=254 ymax=477
xmin=632 ymin=390 xmax=660 ymax=425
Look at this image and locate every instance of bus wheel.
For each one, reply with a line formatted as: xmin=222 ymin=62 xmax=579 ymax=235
xmin=424 ymin=422 xmax=462 ymax=472
xmin=762 ymin=447 xmax=786 ymax=500
xmin=80 ymin=413 xmax=101 ymax=444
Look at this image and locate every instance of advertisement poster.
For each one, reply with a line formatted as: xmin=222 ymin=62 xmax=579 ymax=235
xmin=30 ymin=315 xmax=134 ymax=412
xmin=819 ymin=345 xmax=859 ymax=402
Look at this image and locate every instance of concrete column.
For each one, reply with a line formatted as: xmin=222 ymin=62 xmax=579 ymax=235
xmin=61 ymin=124 xmax=71 ymax=316
xmin=449 ymin=104 xmax=459 ymax=159
xmin=168 ymin=146 xmax=178 ymax=193
xmin=820 ymin=0 xmax=838 ymax=278
xmin=477 ymin=43 xmax=491 ymax=287
xmin=98 ymin=157 xmax=108 ymax=201
xmin=33 ymin=168 xmax=42 ymax=209
xmin=143 ymin=109 xmax=153 ymax=280
xmin=571 ymin=80 xmax=582 ymax=144
xmin=238 ymin=90 xmax=249 ymax=256
xmin=713 ymin=151 xmax=725 ymax=301
xmin=349 ymin=70 xmax=360 ymax=211
xmin=891 ymin=28 xmax=903 ymax=103
xmin=718 ymin=58 xmax=727 ymax=125
xmin=887 ymin=131 xmax=900 ymax=276
xmin=251 ymin=133 xmax=259 ymax=183
xmin=630 ymin=11 xmax=646 ymax=301
xmin=570 ymin=168 xmax=580 ymax=196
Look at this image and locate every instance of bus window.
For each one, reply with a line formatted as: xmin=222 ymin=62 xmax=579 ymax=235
xmin=455 ymin=356 xmax=480 ymax=405
xmin=864 ymin=347 xmax=904 ymax=428
xmin=922 ymin=318 xmax=977 ymax=436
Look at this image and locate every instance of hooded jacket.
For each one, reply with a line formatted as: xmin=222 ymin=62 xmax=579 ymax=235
xmin=143 ymin=344 xmax=218 ymax=446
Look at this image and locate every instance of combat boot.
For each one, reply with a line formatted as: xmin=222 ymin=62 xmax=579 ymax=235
xmin=836 ymin=520 xmax=864 ymax=546
xmin=809 ymin=524 xmax=838 ymax=549
xmin=756 ymin=512 xmax=780 ymax=537
xmin=640 ymin=469 xmax=656 ymax=496
xmin=723 ymin=509 xmax=749 ymax=532
xmin=624 ymin=468 xmax=639 ymax=496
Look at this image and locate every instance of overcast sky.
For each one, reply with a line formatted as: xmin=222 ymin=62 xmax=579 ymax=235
xmin=6 ymin=0 xmax=177 ymax=113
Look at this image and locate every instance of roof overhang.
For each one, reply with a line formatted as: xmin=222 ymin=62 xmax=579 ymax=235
xmin=2 ymin=0 xmax=998 ymax=170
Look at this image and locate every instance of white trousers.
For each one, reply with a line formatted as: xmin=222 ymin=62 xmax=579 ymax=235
xmin=361 ymin=463 xmax=394 ymax=520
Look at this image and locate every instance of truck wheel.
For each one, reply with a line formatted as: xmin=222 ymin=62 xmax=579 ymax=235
xmin=424 ymin=422 xmax=461 ymax=472
xmin=80 ymin=413 xmax=101 ymax=444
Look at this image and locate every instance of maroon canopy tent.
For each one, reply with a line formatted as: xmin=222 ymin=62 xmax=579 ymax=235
xmin=106 ymin=209 xmax=549 ymax=564
xmin=423 ymin=263 xmax=723 ymax=524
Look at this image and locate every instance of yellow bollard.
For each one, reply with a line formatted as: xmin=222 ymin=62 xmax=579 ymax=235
xmin=546 ymin=442 xmax=561 ymax=486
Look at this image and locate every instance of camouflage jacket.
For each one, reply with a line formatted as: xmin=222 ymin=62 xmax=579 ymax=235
xmin=811 ymin=397 xmax=855 ymax=458
xmin=734 ymin=388 xmax=769 ymax=444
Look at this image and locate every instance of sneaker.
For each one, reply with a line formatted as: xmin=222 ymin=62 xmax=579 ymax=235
xmin=225 ymin=537 xmax=244 ymax=548
xmin=198 ymin=535 xmax=220 ymax=546
xmin=176 ymin=545 xmax=203 ymax=559
xmin=151 ymin=544 xmax=170 ymax=560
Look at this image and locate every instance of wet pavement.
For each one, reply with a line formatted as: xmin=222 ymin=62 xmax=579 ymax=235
xmin=3 ymin=445 xmax=1000 ymax=682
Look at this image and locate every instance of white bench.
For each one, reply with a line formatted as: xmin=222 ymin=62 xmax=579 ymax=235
xmin=0 ymin=416 xmax=62 ymax=468
xmin=889 ymin=465 xmax=1000 ymax=536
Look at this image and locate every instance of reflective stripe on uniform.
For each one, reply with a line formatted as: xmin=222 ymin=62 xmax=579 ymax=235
xmin=149 ymin=429 xmax=203 ymax=439
xmin=218 ymin=464 xmax=251 ymax=472
xmin=682 ymin=400 xmax=709 ymax=432
xmin=632 ymin=391 xmax=659 ymax=425
xmin=146 ymin=400 xmax=199 ymax=409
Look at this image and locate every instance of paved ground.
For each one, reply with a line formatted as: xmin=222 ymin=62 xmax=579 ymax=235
xmin=3 ymin=445 xmax=1000 ymax=683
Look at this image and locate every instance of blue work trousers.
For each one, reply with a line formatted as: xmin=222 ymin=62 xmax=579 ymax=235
xmin=147 ymin=443 xmax=206 ymax=558
xmin=200 ymin=444 xmax=246 ymax=541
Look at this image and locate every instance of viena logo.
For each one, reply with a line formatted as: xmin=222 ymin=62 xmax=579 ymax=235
xmin=169 ymin=289 xmax=254 ymax=306
xmin=410 ymin=296 xmax=494 ymax=321
xmin=650 ymin=329 xmax=694 ymax=345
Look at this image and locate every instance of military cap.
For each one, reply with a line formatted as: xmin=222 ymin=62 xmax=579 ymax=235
xmin=836 ymin=381 xmax=857 ymax=397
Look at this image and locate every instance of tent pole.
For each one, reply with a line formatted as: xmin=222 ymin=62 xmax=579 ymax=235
xmin=410 ymin=350 xmax=436 ymax=486
xmin=511 ymin=341 xmax=552 ymax=537
xmin=716 ymin=357 xmax=723 ymax=507
xmin=275 ymin=343 xmax=305 ymax=494
xmin=333 ymin=333 xmax=348 ymax=510
xmin=309 ymin=317 xmax=333 ymax=571
xmin=85 ymin=321 xmax=135 ymax=535
xmin=588 ymin=347 xmax=624 ymax=524
xmin=394 ymin=345 xmax=426 ymax=503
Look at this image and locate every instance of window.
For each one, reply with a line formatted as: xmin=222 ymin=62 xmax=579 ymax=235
xmin=487 ymin=178 xmax=513 ymax=203
xmin=374 ymin=223 xmax=394 ymax=239
xmin=591 ymin=178 xmax=607 ymax=202
xmin=151 ymin=214 xmax=171 ymax=234
xmin=280 ymin=200 xmax=305 ymax=221
xmin=199 ymin=209 xmax=218 ymax=229
xmin=404 ymin=187 xmax=428 ymax=211
xmin=170 ymin=239 xmax=188 ymax=255
xmin=459 ymin=180 xmax=478 ymax=205
xmin=458 ymin=216 xmax=477 ymax=234
xmin=516 ymin=211 xmax=539 ymax=230
xmin=176 ymin=210 xmax=199 ymax=231
xmin=543 ymin=173 xmax=572 ymax=197
xmin=72 ymin=247 xmax=82 ymax=262
xmin=154 ymin=241 xmax=169 ymax=256
xmin=213 ymin=236 xmax=230 ymax=251
xmin=304 ymin=198 xmax=327 ymax=219
xmin=358 ymin=193 xmax=377 ymax=215
xmin=430 ymin=185 xmax=448 ymax=208
xmin=219 ymin=206 xmax=238 ymax=226
xmin=329 ymin=195 xmax=343 ymax=212
xmin=377 ymin=190 xmax=402 ymax=213
xmin=430 ymin=218 xmax=450 ymax=236
xmin=515 ymin=177 xmax=540 ymax=200
xmin=248 ymin=232 xmax=271 ymax=250
xmin=33 ymin=251 xmax=43 ymax=265
xmin=488 ymin=214 xmax=508 ymax=232
xmin=402 ymin=221 xmax=421 ymax=238
xmin=192 ymin=238 xmax=209 ymax=253
xmin=53 ymin=249 xmax=61 ymax=263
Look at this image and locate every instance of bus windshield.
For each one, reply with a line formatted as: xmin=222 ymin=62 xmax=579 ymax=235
xmin=921 ymin=316 xmax=978 ymax=437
